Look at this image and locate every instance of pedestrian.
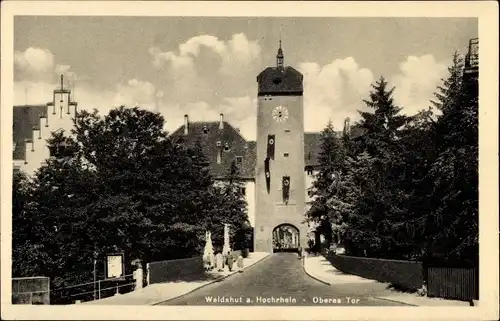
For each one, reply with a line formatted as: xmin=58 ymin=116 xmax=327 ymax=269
xmin=236 ymin=255 xmax=244 ymax=270
xmin=209 ymin=252 xmax=215 ymax=270
xmin=226 ymin=251 xmax=234 ymax=272
xmin=297 ymin=246 xmax=303 ymax=260
xmin=215 ymin=251 xmax=224 ymax=272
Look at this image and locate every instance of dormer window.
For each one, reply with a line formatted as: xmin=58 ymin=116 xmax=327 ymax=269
xmin=224 ymin=142 xmax=230 ymax=152
xmin=202 ymin=126 xmax=208 ymax=134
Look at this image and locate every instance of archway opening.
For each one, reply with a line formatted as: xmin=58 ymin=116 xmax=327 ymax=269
xmin=272 ymin=224 xmax=300 ymax=253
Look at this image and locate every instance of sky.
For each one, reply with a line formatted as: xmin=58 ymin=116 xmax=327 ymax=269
xmin=14 ymin=17 xmax=478 ymax=140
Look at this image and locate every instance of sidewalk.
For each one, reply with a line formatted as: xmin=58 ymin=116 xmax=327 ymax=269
xmin=83 ymin=252 xmax=270 ymax=305
xmin=303 ymin=253 xmax=475 ymax=307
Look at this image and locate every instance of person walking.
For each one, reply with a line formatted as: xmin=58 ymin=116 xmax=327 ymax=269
xmin=215 ymin=251 xmax=224 ymax=272
xmin=297 ymin=246 xmax=303 ymax=260
xmin=226 ymin=251 xmax=234 ymax=272
xmin=236 ymin=254 xmax=244 ymax=271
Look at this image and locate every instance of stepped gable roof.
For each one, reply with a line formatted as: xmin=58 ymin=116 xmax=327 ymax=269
xmin=256 ymin=66 xmax=303 ymax=96
xmin=13 ymin=105 xmax=47 ymax=160
xmin=170 ymin=121 xmax=256 ymax=179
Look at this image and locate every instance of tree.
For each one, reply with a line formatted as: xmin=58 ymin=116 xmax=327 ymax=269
xmin=12 ymin=106 xmax=221 ymax=297
xmin=208 ymin=160 xmax=252 ymax=251
xmin=342 ymin=77 xmax=411 ymax=258
xmin=423 ymin=53 xmax=478 ymax=264
xmin=306 ymin=120 xmax=344 ymax=246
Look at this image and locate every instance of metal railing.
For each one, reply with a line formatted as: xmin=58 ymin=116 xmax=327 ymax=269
xmin=50 ymin=273 xmax=135 ymax=304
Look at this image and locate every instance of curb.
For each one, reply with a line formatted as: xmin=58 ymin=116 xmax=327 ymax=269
xmin=302 ymin=255 xmax=331 ymax=286
xmin=151 ymin=253 xmax=272 ymax=306
xmin=371 ymin=296 xmax=419 ymax=306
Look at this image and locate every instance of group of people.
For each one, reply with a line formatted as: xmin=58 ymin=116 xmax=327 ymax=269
xmin=204 ymin=250 xmax=244 ymax=273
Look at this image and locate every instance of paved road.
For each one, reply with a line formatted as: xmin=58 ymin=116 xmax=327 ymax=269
xmin=158 ymin=253 xmax=408 ymax=306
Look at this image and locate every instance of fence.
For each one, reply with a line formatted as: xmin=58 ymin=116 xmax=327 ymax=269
xmin=12 ymin=277 xmax=50 ymax=305
xmin=50 ymin=274 xmax=135 ymax=304
xmin=427 ymin=267 xmax=478 ymax=301
xmin=325 ymin=252 xmax=479 ymax=301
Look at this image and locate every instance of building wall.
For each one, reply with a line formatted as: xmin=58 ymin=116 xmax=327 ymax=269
xmin=15 ymin=90 xmax=76 ymax=176
xmin=254 ymin=94 xmax=307 ymax=253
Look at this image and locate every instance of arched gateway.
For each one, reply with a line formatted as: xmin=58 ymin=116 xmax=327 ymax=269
xmin=273 ymin=224 xmax=300 ymax=253
xmin=253 ymin=42 xmax=308 ymax=253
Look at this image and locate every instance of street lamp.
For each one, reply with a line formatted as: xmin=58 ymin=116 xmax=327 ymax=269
xmin=93 ymin=251 xmax=98 ymax=300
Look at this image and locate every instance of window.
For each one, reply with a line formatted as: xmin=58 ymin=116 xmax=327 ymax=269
xmin=285 ymin=129 xmax=291 ymax=133
xmin=284 ymin=153 xmax=289 ymax=157
xmin=307 ymin=169 xmax=314 ymax=176
xmin=307 ymin=152 xmax=312 ymax=160
xmin=216 ymin=141 xmax=221 ymax=147
xmin=240 ymin=187 xmax=246 ymax=196
xmin=236 ymin=156 xmax=243 ymax=165
xmin=202 ymin=126 xmax=208 ymax=134
xmin=224 ymin=142 xmax=230 ymax=152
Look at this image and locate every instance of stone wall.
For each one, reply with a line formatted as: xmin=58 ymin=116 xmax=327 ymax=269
xmin=326 ymin=252 xmax=423 ymax=291
xmin=147 ymin=257 xmax=204 ymax=285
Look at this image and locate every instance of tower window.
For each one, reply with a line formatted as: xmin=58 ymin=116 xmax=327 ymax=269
xmin=224 ymin=142 xmax=230 ymax=152
xmin=284 ymin=153 xmax=289 ymax=157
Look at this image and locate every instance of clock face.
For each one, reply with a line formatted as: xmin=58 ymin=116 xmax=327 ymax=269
xmin=272 ymin=105 xmax=289 ymax=123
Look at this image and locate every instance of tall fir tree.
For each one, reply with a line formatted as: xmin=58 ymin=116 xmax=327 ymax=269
xmin=343 ymin=77 xmax=410 ymax=258
xmin=307 ymin=120 xmax=344 ymax=245
xmin=424 ymin=53 xmax=478 ymax=264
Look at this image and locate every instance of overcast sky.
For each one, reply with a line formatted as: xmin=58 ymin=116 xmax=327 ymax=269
xmin=14 ymin=17 xmax=477 ymax=140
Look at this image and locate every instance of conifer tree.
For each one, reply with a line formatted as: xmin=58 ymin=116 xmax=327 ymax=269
xmin=306 ymin=120 xmax=344 ymax=245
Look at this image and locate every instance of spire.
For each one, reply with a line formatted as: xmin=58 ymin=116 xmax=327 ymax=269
xmin=60 ymin=74 xmax=64 ymax=90
xmin=276 ymin=38 xmax=284 ymax=68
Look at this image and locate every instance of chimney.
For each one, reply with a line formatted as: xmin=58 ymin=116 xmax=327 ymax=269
xmin=184 ymin=114 xmax=189 ymax=135
xmin=219 ymin=113 xmax=224 ymax=130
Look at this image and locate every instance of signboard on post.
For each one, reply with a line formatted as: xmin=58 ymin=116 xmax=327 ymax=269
xmin=106 ymin=253 xmax=125 ymax=279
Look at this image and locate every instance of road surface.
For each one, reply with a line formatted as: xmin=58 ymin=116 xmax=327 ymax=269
xmin=158 ymin=253 xmax=408 ymax=306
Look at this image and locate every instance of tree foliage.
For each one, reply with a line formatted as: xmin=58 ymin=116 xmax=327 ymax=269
xmin=311 ymin=54 xmax=478 ymax=264
xmin=12 ymin=106 xmax=252 ymax=295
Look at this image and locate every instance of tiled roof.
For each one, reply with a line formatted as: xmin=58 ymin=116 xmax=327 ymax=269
xmin=170 ymin=121 xmax=256 ymax=179
xmin=170 ymin=120 xmax=327 ymax=177
xmin=257 ymin=66 xmax=303 ymax=96
xmin=13 ymin=105 xmax=47 ymax=160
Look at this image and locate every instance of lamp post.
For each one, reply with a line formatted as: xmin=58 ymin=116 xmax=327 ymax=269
xmin=93 ymin=251 xmax=98 ymax=300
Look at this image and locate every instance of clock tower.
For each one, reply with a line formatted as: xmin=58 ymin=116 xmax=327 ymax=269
xmin=254 ymin=42 xmax=307 ymax=253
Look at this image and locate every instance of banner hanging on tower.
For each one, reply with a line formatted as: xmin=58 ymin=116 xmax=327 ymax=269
xmin=267 ymin=135 xmax=275 ymax=160
xmin=282 ymin=176 xmax=290 ymax=204
xmin=265 ymin=158 xmax=271 ymax=194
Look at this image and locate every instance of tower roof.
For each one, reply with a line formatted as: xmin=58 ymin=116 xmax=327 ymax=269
xmin=257 ymin=41 xmax=303 ymax=96
xmin=277 ymin=40 xmax=284 ymax=59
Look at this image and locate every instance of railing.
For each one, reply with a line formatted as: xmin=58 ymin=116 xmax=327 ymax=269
xmin=50 ymin=273 xmax=135 ymax=304
xmin=427 ymin=267 xmax=478 ymax=301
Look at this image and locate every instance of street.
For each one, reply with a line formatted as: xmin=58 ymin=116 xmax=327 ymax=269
xmin=158 ymin=253 xmax=408 ymax=306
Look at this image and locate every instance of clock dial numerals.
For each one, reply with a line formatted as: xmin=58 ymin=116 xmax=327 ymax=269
xmin=272 ymin=106 xmax=289 ymax=123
